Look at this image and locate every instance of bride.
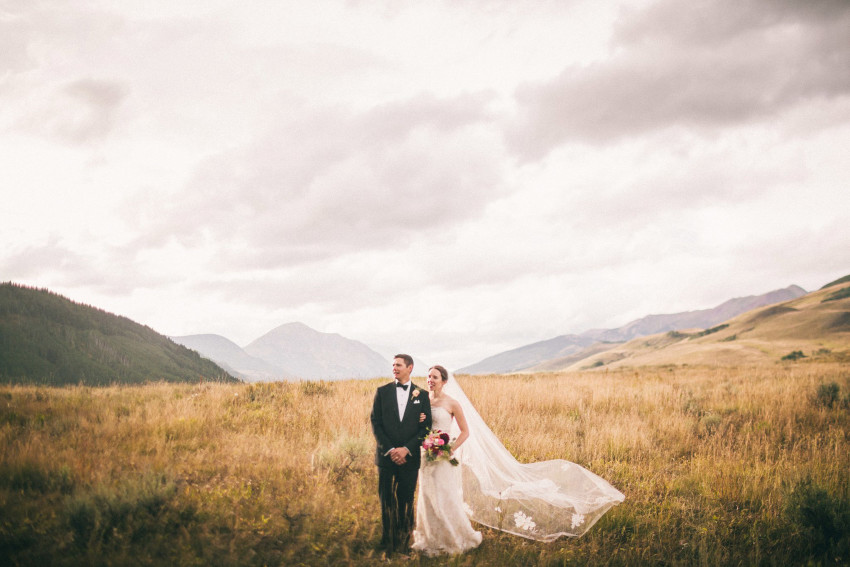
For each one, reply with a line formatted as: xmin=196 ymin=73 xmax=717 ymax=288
xmin=414 ymin=365 xmax=624 ymax=554
xmin=412 ymin=365 xmax=483 ymax=556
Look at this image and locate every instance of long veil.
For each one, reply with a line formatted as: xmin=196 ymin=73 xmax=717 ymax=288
xmin=443 ymin=372 xmax=624 ymax=541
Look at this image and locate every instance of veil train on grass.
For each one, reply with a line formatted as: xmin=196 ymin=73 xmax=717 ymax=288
xmin=444 ymin=372 xmax=624 ymax=541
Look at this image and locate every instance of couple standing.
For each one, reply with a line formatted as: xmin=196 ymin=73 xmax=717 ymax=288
xmin=370 ymin=354 xmax=482 ymax=557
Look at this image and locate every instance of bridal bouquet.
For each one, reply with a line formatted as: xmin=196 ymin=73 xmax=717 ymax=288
xmin=422 ymin=429 xmax=459 ymax=466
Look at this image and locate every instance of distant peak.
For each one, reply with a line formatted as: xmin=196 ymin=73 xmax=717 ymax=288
xmin=277 ymin=321 xmax=310 ymax=329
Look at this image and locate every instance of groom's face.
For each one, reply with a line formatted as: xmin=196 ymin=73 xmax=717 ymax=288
xmin=393 ymin=357 xmax=413 ymax=383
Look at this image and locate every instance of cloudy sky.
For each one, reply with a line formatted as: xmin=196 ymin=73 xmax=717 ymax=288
xmin=2 ymin=0 xmax=850 ymax=370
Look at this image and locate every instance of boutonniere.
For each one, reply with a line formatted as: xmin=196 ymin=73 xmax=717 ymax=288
xmin=411 ymin=389 xmax=420 ymax=398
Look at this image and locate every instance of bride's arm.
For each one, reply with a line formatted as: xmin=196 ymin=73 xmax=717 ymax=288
xmin=451 ymin=399 xmax=470 ymax=451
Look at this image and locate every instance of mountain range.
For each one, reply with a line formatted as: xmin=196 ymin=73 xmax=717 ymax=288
xmin=460 ymin=279 xmax=850 ymax=373
xmin=171 ymin=322 xmax=389 ymax=381
xmin=458 ymin=285 xmax=808 ymax=374
xmin=536 ymin=277 xmax=850 ymax=371
xmin=3 ymin=275 xmax=847 ymax=385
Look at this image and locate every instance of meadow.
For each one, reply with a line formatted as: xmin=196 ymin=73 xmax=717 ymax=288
xmin=1 ymin=363 xmax=849 ymax=566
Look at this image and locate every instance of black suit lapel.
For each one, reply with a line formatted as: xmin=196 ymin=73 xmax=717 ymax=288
xmin=384 ymin=383 xmax=403 ymax=425
xmin=401 ymin=385 xmax=418 ymax=424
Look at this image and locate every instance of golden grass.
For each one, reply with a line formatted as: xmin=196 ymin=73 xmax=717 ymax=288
xmin=2 ymin=363 xmax=849 ymax=565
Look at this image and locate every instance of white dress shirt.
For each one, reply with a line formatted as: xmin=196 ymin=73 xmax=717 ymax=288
xmin=395 ymin=380 xmax=410 ymax=421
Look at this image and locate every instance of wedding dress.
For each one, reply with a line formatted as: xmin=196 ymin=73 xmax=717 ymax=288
xmin=441 ymin=373 xmax=624 ymax=542
xmin=412 ymin=406 xmax=483 ymax=556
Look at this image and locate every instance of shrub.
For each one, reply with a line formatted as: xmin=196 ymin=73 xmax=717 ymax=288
xmin=782 ymin=350 xmax=806 ymax=361
xmin=822 ymin=287 xmax=850 ymax=302
xmin=299 ymin=380 xmax=334 ymax=396
xmin=0 ymin=462 xmax=75 ymax=494
xmin=63 ymin=474 xmax=183 ymax=552
xmin=785 ymin=478 xmax=850 ymax=562
xmin=815 ymin=382 xmax=841 ymax=408
xmin=698 ymin=414 xmax=722 ymax=436
xmin=692 ymin=324 xmax=729 ymax=338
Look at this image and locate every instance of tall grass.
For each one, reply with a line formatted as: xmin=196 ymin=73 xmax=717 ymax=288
xmin=1 ymin=363 xmax=848 ymax=565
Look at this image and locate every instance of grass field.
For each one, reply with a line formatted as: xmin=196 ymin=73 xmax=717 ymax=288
xmin=2 ymin=363 xmax=849 ymax=566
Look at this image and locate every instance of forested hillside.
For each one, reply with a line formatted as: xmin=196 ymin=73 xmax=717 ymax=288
xmin=0 ymin=283 xmax=236 ymax=385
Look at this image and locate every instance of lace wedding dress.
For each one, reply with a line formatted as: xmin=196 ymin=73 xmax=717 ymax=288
xmin=412 ymin=406 xmax=483 ymax=556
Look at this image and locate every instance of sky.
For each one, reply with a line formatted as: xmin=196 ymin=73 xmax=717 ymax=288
xmin=2 ymin=0 xmax=850 ymax=371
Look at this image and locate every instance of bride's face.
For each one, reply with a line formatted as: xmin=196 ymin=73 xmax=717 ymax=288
xmin=427 ymin=369 xmax=443 ymax=392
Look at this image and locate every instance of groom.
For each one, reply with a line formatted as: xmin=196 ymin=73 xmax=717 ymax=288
xmin=371 ymin=354 xmax=431 ymax=554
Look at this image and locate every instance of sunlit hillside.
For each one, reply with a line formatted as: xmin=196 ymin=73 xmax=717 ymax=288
xmin=2 ymin=365 xmax=848 ymax=565
xmin=548 ymin=279 xmax=850 ymax=371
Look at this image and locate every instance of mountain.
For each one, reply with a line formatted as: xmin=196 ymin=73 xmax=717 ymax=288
xmin=459 ymin=285 xmax=808 ymax=374
xmin=243 ymin=322 xmax=389 ymax=380
xmin=454 ymin=335 xmax=598 ymax=375
xmin=0 ymin=283 xmax=236 ymax=386
xmin=169 ymin=334 xmax=290 ymax=382
xmin=581 ymin=286 xmax=807 ymax=343
xmin=542 ymin=278 xmax=850 ymax=371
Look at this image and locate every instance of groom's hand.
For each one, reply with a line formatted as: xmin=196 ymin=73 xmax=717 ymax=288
xmin=419 ymin=412 xmax=426 ymax=423
xmin=389 ymin=447 xmax=409 ymax=465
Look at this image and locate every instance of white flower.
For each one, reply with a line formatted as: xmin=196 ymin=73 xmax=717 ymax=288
xmin=495 ymin=506 xmax=501 ymax=513
xmin=514 ymin=511 xmax=536 ymax=531
xmin=571 ymin=513 xmax=586 ymax=529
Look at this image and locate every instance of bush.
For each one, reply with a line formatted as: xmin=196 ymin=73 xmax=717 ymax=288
xmin=822 ymin=287 xmax=850 ymax=302
xmin=63 ymin=474 xmax=185 ymax=553
xmin=785 ymin=478 xmax=850 ymax=562
xmin=0 ymin=462 xmax=75 ymax=494
xmin=815 ymin=382 xmax=841 ymax=409
xmin=782 ymin=350 xmax=806 ymax=361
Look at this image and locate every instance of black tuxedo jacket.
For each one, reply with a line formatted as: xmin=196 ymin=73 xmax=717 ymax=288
xmin=371 ymin=382 xmax=432 ymax=468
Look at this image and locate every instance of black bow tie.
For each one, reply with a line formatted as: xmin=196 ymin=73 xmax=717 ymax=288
xmin=396 ymin=382 xmax=409 ymax=391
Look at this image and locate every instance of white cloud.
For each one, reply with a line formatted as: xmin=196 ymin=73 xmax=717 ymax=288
xmin=508 ymin=0 xmax=850 ymax=157
xmin=123 ymin=92 xmax=507 ymax=269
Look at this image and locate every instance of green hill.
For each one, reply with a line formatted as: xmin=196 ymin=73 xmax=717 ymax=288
xmin=0 ymin=283 xmax=237 ymax=385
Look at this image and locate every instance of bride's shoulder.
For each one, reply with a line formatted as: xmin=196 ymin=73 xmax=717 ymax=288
xmin=443 ymin=394 xmax=461 ymax=411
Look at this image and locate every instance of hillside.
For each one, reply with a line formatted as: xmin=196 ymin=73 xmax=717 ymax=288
xmin=0 ymin=283 xmax=236 ymax=385
xmin=581 ymin=285 xmax=806 ymax=343
xmin=460 ymin=285 xmax=807 ymax=374
xmin=545 ymin=278 xmax=850 ymax=371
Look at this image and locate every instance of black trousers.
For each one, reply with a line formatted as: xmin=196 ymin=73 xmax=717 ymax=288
xmin=378 ymin=463 xmax=418 ymax=552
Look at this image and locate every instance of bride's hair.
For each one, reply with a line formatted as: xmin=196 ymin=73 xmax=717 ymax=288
xmin=430 ymin=365 xmax=449 ymax=382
